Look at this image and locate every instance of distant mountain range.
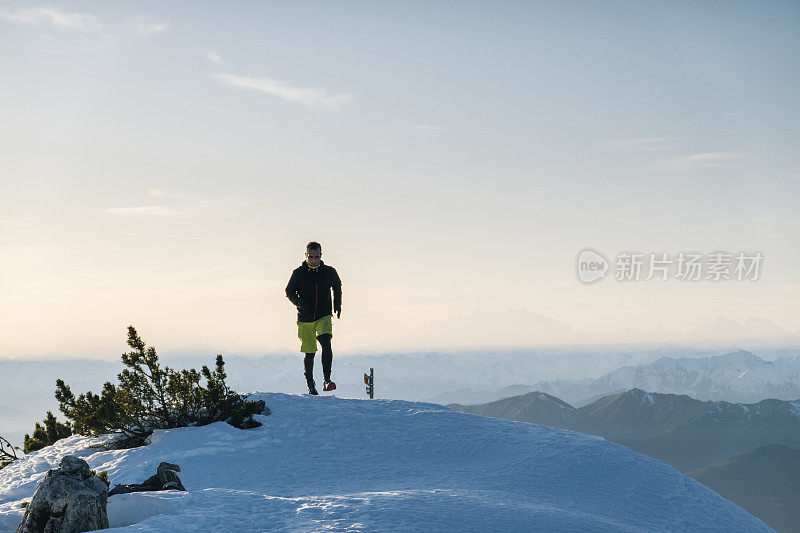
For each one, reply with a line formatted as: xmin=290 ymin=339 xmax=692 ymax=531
xmin=357 ymin=309 xmax=800 ymax=351
xmin=449 ymin=388 xmax=800 ymax=471
xmin=532 ymin=349 xmax=800 ymax=406
xmin=430 ymin=349 xmax=800 ymax=406
xmin=448 ymin=388 xmax=800 ymax=533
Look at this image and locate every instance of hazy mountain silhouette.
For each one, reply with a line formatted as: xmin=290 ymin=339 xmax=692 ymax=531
xmin=531 ymin=350 xmax=800 ymax=405
xmin=690 ymin=444 xmax=800 ymax=533
xmin=687 ymin=316 xmax=792 ymax=342
xmin=362 ymin=309 xmax=578 ymax=351
xmin=358 ymin=309 xmax=800 ymax=351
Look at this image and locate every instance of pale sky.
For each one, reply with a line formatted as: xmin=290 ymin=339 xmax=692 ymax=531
xmin=1 ymin=1 xmax=799 ymax=358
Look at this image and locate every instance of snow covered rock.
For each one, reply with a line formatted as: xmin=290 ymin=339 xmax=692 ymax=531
xmin=108 ymin=462 xmax=186 ymax=496
xmin=14 ymin=455 xmax=108 ymax=533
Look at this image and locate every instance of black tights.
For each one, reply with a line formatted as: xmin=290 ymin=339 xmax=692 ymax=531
xmin=304 ymin=333 xmax=332 ymax=383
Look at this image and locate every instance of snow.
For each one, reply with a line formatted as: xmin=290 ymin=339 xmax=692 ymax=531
xmin=107 ymin=494 xmax=179 ymax=528
xmin=0 ymin=393 xmax=772 ymax=532
xmin=539 ymin=350 xmax=800 ymax=406
xmin=643 ymin=390 xmax=655 ymax=406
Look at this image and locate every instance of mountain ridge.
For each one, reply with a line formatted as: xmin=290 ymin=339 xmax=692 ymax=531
xmin=529 ymin=350 xmax=800 ymax=406
xmin=448 ymin=387 xmax=800 ymax=471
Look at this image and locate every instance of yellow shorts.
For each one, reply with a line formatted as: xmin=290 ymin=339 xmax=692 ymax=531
xmin=297 ymin=314 xmax=333 ymax=353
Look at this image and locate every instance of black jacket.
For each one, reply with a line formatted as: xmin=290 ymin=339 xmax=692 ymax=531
xmin=285 ymin=260 xmax=342 ymax=322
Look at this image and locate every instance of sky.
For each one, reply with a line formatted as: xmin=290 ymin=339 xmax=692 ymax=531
xmin=1 ymin=1 xmax=799 ymax=358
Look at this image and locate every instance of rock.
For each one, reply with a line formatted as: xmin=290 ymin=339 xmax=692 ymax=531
xmin=108 ymin=462 xmax=186 ymax=496
xmin=16 ymin=455 xmax=109 ymax=533
xmin=58 ymin=456 xmax=89 ymax=475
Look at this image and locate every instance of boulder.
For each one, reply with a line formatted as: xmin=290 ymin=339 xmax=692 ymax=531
xmin=16 ymin=455 xmax=109 ymax=533
xmin=108 ymin=462 xmax=186 ymax=496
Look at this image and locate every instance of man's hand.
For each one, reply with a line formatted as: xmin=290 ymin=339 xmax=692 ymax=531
xmin=335 ymin=306 xmax=341 ymax=319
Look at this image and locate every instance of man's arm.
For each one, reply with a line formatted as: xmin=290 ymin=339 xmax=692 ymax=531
xmin=285 ymin=270 xmax=301 ymax=307
xmin=330 ymin=267 xmax=342 ymax=315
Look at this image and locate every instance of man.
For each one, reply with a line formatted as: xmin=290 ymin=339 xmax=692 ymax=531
xmin=285 ymin=241 xmax=342 ymax=395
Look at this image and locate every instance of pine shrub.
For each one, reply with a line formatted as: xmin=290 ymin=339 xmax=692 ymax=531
xmin=55 ymin=326 xmax=265 ymax=448
xmin=23 ymin=411 xmax=73 ymax=453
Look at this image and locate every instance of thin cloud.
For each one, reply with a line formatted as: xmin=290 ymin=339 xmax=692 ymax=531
xmin=653 ymin=152 xmax=740 ymax=172
xmin=0 ymin=6 xmax=102 ymax=32
xmin=604 ymin=137 xmax=675 ymax=151
xmin=206 ymin=51 xmax=227 ymax=67
xmin=128 ymin=16 xmax=167 ymax=35
xmin=214 ymin=73 xmax=354 ymax=111
xmin=104 ymin=205 xmax=188 ymax=217
xmin=105 ymin=189 xmax=249 ymax=218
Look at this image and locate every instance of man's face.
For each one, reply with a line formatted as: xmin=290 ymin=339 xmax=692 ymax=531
xmin=305 ymin=248 xmax=321 ymax=267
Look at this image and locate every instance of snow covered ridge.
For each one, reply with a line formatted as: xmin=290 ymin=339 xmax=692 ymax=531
xmin=0 ymin=393 xmax=772 ymax=532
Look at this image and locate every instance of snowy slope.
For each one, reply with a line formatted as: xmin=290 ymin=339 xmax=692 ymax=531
xmin=0 ymin=393 xmax=772 ymax=532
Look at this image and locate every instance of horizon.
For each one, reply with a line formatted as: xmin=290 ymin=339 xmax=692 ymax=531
xmin=1 ymin=309 xmax=799 ymax=361
xmin=2 ymin=306 xmax=800 ymax=360
xmin=1 ymin=1 xmax=799 ymax=359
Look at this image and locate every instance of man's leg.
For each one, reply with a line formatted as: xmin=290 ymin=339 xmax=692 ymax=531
xmin=304 ymin=353 xmax=318 ymax=395
xmin=304 ymin=353 xmax=315 ymax=382
xmin=317 ymin=333 xmax=333 ymax=381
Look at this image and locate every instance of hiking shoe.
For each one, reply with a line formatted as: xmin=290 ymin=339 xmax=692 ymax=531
xmin=322 ymin=379 xmax=336 ymax=392
xmin=307 ymin=380 xmax=319 ymax=395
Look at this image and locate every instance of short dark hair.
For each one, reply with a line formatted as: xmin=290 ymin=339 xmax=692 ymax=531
xmin=306 ymin=241 xmax=322 ymax=253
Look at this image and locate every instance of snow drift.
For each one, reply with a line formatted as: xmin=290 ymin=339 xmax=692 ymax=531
xmin=0 ymin=393 xmax=771 ymax=532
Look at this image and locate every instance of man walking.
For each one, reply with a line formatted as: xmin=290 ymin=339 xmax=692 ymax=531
xmin=285 ymin=241 xmax=342 ymax=395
